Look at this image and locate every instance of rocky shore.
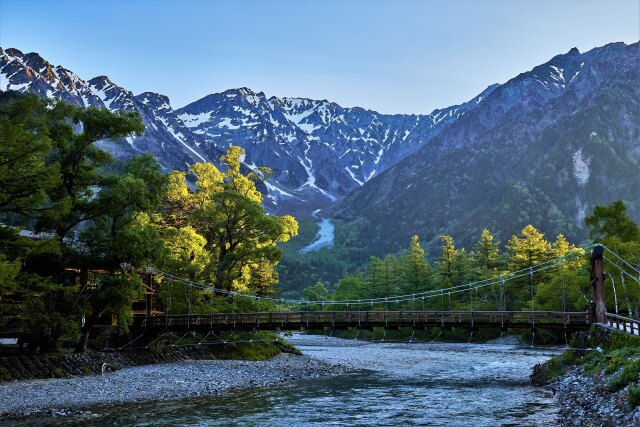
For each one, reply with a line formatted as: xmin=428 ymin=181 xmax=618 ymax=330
xmin=0 ymin=353 xmax=347 ymax=419
xmin=547 ymin=365 xmax=640 ymax=427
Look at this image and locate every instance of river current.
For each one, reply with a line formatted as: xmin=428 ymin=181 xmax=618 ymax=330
xmin=29 ymin=335 xmax=561 ymax=426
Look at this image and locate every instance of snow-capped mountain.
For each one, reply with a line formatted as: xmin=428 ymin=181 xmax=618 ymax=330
xmin=0 ymin=47 xmax=215 ymax=172
xmin=176 ymin=85 xmax=498 ymax=201
xmin=0 ymin=46 xmax=499 ymax=210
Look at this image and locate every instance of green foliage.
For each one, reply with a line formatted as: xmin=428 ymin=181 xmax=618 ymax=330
xmin=608 ymin=359 xmax=640 ymax=391
xmin=611 ymin=331 xmax=640 ymax=350
xmin=0 ymin=92 xmax=58 ymax=217
xmin=302 ymin=281 xmax=329 ymax=302
xmin=158 ymin=146 xmax=298 ymax=300
xmin=628 ymin=386 xmax=640 ymax=408
xmin=0 ymin=93 xmax=296 ymax=354
xmin=540 ymin=354 xmax=568 ymax=380
xmin=586 ymin=200 xmax=640 ymax=243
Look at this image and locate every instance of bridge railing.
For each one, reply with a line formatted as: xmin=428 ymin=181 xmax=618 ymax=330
xmin=604 ymin=313 xmax=640 ymax=336
xmin=136 ymin=310 xmax=590 ymax=330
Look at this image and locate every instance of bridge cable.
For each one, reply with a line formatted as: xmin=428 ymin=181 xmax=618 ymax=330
xmin=603 ymin=245 xmax=640 ymax=276
xmin=146 ymin=248 xmax=591 ymax=307
xmin=603 ymin=256 xmax=640 ymax=285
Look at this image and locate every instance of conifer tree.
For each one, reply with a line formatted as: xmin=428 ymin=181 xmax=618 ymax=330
xmin=400 ymin=235 xmax=431 ymax=294
xmin=472 ymin=229 xmax=501 ymax=278
xmin=435 ymin=235 xmax=456 ymax=287
xmin=506 ymin=225 xmax=551 ymax=270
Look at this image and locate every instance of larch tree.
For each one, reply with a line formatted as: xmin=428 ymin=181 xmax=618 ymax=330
xmin=506 ymin=225 xmax=551 ymax=270
xmin=472 ymin=229 xmax=502 ymax=278
xmin=435 ymin=235 xmax=456 ymax=288
xmin=401 ymin=235 xmax=432 ymax=294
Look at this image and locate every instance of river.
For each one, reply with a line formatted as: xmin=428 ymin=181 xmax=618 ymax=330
xmin=299 ymin=209 xmax=334 ymax=253
xmin=17 ymin=335 xmax=561 ymax=426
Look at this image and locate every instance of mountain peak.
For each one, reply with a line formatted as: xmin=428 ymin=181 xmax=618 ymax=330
xmin=2 ymin=47 xmax=24 ymax=58
xmin=136 ymin=91 xmax=172 ymax=109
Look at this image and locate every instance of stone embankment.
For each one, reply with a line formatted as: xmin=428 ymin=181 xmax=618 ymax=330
xmin=0 ymin=346 xmax=232 ymax=382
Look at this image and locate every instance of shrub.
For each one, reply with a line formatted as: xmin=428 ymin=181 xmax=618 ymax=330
xmin=628 ymin=385 xmax=640 ymax=408
xmin=608 ymin=360 xmax=640 ymax=391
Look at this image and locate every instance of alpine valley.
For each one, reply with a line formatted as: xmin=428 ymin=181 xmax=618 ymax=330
xmin=1 ymin=40 xmax=638 ymax=269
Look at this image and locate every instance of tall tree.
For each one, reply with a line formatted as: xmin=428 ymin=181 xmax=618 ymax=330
xmin=400 ymin=235 xmax=432 ymax=294
xmin=506 ymin=225 xmax=551 ymax=270
xmin=435 ymin=235 xmax=456 ymax=287
xmin=551 ymin=234 xmax=585 ymax=270
xmin=39 ymin=103 xmax=144 ymax=241
xmin=158 ymin=146 xmax=298 ymax=294
xmin=472 ymin=229 xmax=502 ymax=278
xmin=585 ymin=200 xmax=640 ymax=243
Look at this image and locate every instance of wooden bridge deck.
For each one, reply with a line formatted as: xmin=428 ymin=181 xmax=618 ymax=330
xmin=132 ymin=310 xmax=592 ymax=333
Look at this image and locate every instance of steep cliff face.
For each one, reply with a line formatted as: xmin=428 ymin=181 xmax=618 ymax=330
xmin=333 ymin=42 xmax=640 ymax=253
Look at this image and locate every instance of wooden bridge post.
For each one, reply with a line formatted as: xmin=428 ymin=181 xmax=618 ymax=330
xmin=145 ymin=268 xmax=154 ymax=316
xmin=590 ymin=244 xmax=607 ymax=323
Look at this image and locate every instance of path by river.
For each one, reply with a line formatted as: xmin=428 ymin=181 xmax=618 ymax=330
xmin=299 ymin=209 xmax=334 ymax=253
xmin=9 ymin=335 xmax=562 ymax=426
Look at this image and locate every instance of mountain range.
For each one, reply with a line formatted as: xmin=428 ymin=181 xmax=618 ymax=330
xmin=0 ymin=46 xmax=496 ymax=210
xmin=1 ymin=41 xmax=638 ymax=256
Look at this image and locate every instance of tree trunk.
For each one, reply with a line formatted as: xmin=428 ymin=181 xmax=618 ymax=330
xmin=75 ymin=328 xmax=91 ymax=353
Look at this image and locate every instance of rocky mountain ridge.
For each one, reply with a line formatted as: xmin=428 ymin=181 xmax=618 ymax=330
xmin=0 ymin=46 xmax=496 ymax=209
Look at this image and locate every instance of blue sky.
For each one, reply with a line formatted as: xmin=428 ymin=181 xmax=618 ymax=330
xmin=0 ymin=0 xmax=638 ymax=114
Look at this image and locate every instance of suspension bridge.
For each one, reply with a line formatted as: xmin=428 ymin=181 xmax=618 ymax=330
xmin=129 ymin=244 xmax=640 ymax=340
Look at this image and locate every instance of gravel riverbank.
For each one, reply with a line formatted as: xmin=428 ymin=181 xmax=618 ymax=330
xmin=0 ymin=352 xmax=347 ymax=419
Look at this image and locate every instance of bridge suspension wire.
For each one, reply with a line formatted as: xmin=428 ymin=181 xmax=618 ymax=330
xmin=150 ymin=249 xmax=590 ymax=310
xmin=603 ymin=255 xmax=640 ymax=286
xmin=150 ymin=246 xmax=591 ymax=306
xmin=602 ymin=245 xmax=640 ymax=276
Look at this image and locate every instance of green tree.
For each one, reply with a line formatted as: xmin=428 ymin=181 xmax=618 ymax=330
xmin=585 ymin=200 xmax=640 ymax=243
xmin=400 ymin=235 xmax=431 ymax=294
xmin=550 ymin=234 xmax=585 ymax=270
xmin=586 ymin=201 xmax=640 ymax=316
xmin=37 ymin=102 xmax=143 ymax=241
xmin=0 ymin=92 xmax=58 ymax=217
xmin=302 ymin=281 xmax=329 ymax=310
xmin=472 ymin=229 xmax=502 ymax=278
xmin=506 ymin=225 xmax=551 ymax=270
xmin=158 ymin=146 xmax=298 ymax=295
xmin=505 ymin=225 xmax=552 ymax=310
xmin=334 ymin=271 xmax=366 ymax=301
xmin=435 ymin=235 xmax=456 ymax=287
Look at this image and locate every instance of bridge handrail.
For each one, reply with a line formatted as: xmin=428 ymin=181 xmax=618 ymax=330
xmin=604 ymin=312 xmax=640 ymax=323
xmin=604 ymin=312 xmax=640 ymax=335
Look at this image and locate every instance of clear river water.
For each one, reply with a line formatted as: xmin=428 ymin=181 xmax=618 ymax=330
xmin=21 ymin=335 xmax=562 ymax=426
